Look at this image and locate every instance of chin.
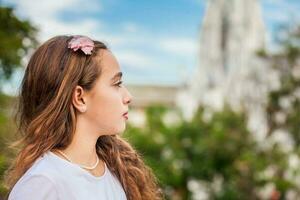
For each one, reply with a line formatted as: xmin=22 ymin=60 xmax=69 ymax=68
xmin=107 ymin=125 xmax=126 ymax=136
xmin=117 ymin=124 xmax=126 ymax=134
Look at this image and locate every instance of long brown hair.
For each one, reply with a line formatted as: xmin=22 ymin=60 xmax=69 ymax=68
xmin=4 ymin=35 xmax=163 ymax=199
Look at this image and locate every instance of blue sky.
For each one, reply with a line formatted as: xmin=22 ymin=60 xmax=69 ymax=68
xmin=2 ymin=0 xmax=300 ymax=95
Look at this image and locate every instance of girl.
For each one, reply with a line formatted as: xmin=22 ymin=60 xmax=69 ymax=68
xmin=5 ymin=35 xmax=163 ymax=200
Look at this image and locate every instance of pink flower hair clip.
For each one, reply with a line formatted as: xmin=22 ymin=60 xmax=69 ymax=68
xmin=68 ymin=35 xmax=95 ymax=55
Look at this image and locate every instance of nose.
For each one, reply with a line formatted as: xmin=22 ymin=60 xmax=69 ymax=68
xmin=123 ymin=87 xmax=133 ymax=105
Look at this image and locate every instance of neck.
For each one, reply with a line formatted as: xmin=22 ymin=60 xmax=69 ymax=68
xmin=58 ymin=117 xmax=101 ymax=167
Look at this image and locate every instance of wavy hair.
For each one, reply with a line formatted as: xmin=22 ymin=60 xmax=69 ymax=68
xmin=4 ymin=35 xmax=163 ymax=200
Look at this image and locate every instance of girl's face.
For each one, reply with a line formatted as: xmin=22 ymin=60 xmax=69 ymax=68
xmin=81 ymin=50 xmax=132 ymax=136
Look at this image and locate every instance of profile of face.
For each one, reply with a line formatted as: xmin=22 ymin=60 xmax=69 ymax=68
xmin=72 ymin=50 xmax=133 ymax=136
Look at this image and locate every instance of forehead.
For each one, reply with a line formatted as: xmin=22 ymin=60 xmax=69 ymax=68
xmin=98 ymin=50 xmax=121 ymax=79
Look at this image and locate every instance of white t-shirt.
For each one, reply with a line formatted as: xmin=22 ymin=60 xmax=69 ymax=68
xmin=8 ymin=151 xmax=127 ymax=200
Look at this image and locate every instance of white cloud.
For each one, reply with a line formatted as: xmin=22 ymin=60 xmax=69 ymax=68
xmin=5 ymin=0 xmax=160 ymax=70
xmin=7 ymin=0 xmax=103 ymax=42
xmin=158 ymin=37 xmax=198 ymax=57
xmin=99 ymin=34 xmax=140 ymax=47
xmin=10 ymin=0 xmax=102 ymax=19
xmin=121 ymin=22 xmax=139 ymax=33
xmin=3 ymin=0 xmax=195 ymax=89
xmin=262 ymin=0 xmax=300 ymax=23
xmin=264 ymin=10 xmax=290 ymax=23
xmin=38 ymin=19 xmax=103 ymax=41
xmin=114 ymin=50 xmax=157 ymax=69
xmin=111 ymin=36 xmax=198 ymax=72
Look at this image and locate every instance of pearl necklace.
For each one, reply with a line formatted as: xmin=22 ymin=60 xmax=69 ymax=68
xmin=56 ymin=149 xmax=99 ymax=170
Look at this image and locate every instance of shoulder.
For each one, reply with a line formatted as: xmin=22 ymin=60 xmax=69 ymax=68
xmin=25 ymin=152 xmax=62 ymax=180
xmin=8 ymin=152 xmax=62 ymax=200
xmin=8 ymin=174 xmax=58 ymax=200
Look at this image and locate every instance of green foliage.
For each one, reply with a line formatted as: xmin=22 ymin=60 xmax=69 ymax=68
xmin=0 ymin=93 xmax=17 ymax=197
xmin=266 ymin=29 xmax=300 ymax=144
xmin=266 ymin=25 xmax=300 ymax=140
xmin=124 ymin=105 xmax=293 ymax=199
xmin=261 ymin=24 xmax=300 ymax=199
xmin=0 ymin=5 xmax=37 ymax=87
xmin=0 ymin=5 xmax=38 ymax=197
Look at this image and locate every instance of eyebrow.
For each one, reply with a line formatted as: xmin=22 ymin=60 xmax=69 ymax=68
xmin=111 ymin=72 xmax=123 ymax=81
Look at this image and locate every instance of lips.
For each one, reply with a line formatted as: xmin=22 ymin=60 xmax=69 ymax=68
xmin=123 ymin=111 xmax=128 ymax=120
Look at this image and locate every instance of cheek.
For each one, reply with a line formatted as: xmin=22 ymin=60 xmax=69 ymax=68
xmin=88 ymin=89 xmax=122 ymax=119
xmin=87 ymin=90 xmax=125 ymax=134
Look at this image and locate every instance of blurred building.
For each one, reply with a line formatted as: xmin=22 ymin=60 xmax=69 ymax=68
xmin=126 ymin=0 xmax=280 ymax=141
xmin=126 ymin=83 xmax=181 ymax=128
xmin=126 ymin=84 xmax=178 ymax=109
xmin=176 ymin=0 xmax=280 ymax=141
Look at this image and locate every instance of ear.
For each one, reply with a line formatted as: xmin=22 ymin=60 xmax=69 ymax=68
xmin=72 ymin=85 xmax=88 ymax=113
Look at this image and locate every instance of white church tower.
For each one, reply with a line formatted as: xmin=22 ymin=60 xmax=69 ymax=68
xmin=177 ymin=0 xmax=279 ymax=140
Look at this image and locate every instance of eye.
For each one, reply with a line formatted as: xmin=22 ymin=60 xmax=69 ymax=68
xmin=115 ymin=81 xmax=123 ymax=87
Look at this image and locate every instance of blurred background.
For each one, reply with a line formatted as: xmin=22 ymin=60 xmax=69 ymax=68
xmin=1 ymin=0 xmax=300 ymax=199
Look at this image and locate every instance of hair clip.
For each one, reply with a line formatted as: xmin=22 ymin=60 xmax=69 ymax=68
xmin=68 ymin=35 xmax=94 ymax=55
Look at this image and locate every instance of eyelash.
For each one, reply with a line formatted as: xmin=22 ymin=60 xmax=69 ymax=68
xmin=115 ymin=81 xmax=123 ymax=87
